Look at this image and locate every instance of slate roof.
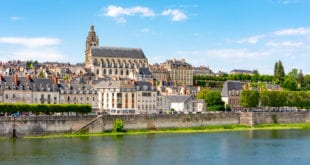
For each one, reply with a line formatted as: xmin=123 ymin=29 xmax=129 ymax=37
xmin=135 ymin=81 xmax=156 ymax=91
xmin=139 ymin=67 xmax=152 ymax=76
xmin=91 ymin=46 xmax=147 ymax=59
xmin=0 ymin=76 xmax=58 ymax=91
xmin=166 ymin=95 xmax=192 ymax=103
xmin=221 ymin=80 xmax=242 ymax=97
xmin=230 ymin=69 xmax=253 ymax=74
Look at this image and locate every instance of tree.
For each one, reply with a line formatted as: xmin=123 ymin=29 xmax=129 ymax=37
xmin=204 ymin=90 xmax=222 ymax=106
xmin=196 ymin=88 xmax=209 ymax=99
xmin=274 ymin=60 xmax=285 ymax=84
xmin=113 ymin=118 xmax=124 ymax=132
xmin=240 ymin=90 xmax=259 ymax=111
xmin=297 ymin=70 xmax=304 ymax=88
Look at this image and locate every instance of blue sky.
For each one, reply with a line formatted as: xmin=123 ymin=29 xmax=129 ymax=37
xmin=1 ymin=0 xmax=310 ymax=74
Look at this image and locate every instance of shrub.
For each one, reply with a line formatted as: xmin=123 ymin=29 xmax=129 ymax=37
xmin=113 ymin=118 xmax=124 ymax=132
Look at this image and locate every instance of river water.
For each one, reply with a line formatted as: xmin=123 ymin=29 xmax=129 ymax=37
xmin=0 ymin=130 xmax=309 ymax=165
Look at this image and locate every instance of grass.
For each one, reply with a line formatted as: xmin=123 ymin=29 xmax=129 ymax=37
xmin=20 ymin=123 xmax=310 ymax=139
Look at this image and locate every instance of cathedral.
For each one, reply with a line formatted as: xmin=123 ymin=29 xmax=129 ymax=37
xmin=85 ymin=25 xmax=148 ymax=79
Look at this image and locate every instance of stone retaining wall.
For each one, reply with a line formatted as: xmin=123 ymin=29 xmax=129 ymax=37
xmin=0 ymin=112 xmax=309 ymax=137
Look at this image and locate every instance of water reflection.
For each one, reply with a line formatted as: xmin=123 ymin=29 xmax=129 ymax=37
xmin=0 ymin=130 xmax=309 ymax=165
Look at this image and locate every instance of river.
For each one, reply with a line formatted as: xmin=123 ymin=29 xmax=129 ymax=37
xmin=0 ymin=130 xmax=309 ymax=165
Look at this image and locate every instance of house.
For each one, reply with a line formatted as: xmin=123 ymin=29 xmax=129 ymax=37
xmin=166 ymin=95 xmax=193 ymax=113
xmin=221 ymin=80 xmax=243 ymax=111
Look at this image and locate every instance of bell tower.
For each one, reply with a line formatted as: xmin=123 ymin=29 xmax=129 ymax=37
xmin=85 ymin=25 xmax=99 ymax=68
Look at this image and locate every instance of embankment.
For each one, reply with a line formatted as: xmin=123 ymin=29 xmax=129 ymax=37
xmin=0 ymin=112 xmax=309 ymax=137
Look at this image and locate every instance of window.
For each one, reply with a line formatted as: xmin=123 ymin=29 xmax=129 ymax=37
xmin=5 ymin=94 xmax=8 ymax=99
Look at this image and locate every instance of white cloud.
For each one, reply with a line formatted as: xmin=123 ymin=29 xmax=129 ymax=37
xmin=237 ymin=35 xmax=265 ymax=44
xmin=103 ymin=5 xmax=155 ymax=23
xmin=274 ymin=27 xmax=310 ymax=36
xmin=10 ymin=16 xmax=22 ymax=21
xmin=162 ymin=9 xmax=187 ymax=22
xmin=0 ymin=37 xmax=60 ymax=48
xmin=265 ymin=41 xmax=304 ymax=47
xmin=0 ymin=37 xmax=65 ymax=62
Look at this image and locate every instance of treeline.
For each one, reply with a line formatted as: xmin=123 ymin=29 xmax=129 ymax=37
xmin=194 ymin=74 xmax=273 ymax=82
xmin=0 ymin=104 xmax=92 ymax=113
xmin=194 ymin=74 xmax=274 ymax=87
xmin=240 ymin=90 xmax=310 ymax=109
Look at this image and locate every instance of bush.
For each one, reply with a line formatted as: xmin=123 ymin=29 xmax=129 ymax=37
xmin=0 ymin=104 xmax=92 ymax=113
xmin=114 ymin=118 xmax=124 ymax=132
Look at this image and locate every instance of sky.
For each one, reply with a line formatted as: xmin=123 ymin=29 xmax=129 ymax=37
xmin=1 ymin=0 xmax=310 ymax=74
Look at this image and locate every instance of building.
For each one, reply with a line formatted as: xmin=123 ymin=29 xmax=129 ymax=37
xmin=135 ymin=81 xmax=157 ymax=114
xmin=0 ymin=74 xmax=59 ymax=104
xmin=162 ymin=59 xmax=193 ymax=86
xmin=221 ymin=80 xmax=243 ymax=111
xmin=193 ymin=66 xmax=213 ymax=76
xmin=95 ymin=79 xmax=137 ymax=115
xmin=166 ymin=95 xmax=193 ymax=113
xmin=85 ymin=25 xmax=148 ymax=79
xmin=230 ymin=69 xmax=254 ymax=75
xmin=157 ymin=95 xmax=171 ymax=114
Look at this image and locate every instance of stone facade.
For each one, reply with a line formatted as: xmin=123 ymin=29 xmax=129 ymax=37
xmin=162 ymin=59 xmax=193 ymax=86
xmin=85 ymin=25 xmax=148 ymax=79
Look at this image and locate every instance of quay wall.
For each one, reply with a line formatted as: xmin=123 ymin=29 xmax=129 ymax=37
xmin=0 ymin=112 xmax=309 ymax=137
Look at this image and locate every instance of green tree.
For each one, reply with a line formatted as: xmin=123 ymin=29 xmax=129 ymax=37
xmin=204 ymin=90 xmax=222 ymax=106
xmin=196 ymin=88 xmax=209 ymax=99
xmin=240 ymin=90 xmax=259 ymax=111
xmin=113 ymin=118 xmax=124 ymax=132
xmin=297 ymin=70 xmax=304 ymax=88
xmin=274 ymin=60 xmax=285 ymax=84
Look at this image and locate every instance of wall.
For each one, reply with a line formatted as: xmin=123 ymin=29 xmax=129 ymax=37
xmin=0 ymin=112 xmax=309 ymax=137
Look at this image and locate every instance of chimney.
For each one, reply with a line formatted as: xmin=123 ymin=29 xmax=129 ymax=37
xmin=0 ymin=74 xmax=2 ymax=81
xmin=173 ymin=58 xmax=176 ymax=63
xmin=53 ymin=77 xmax=58 ymax=84
xmin=14 ymin=74 xmax=18 ymax=85
xmin=27 ymin=74 xmax=31 ymax=81
xmin=181 ymin=59 xmax=185 ymax=63
xmin=34 ymin=67 xmax=37 ymax=75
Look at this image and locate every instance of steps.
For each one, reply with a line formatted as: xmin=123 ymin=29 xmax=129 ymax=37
xmin=72 ymin=115 xmax=102 ymax=133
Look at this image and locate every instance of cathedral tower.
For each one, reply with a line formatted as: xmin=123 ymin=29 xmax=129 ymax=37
xmin=85 ymin=25 xmax=99 ymax=68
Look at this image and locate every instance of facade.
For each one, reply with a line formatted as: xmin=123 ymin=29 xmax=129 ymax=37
xmin=162 ymin=59 xmax=193 ymax=86
xmin=0 ymin=75 xmax=59 ymax=104
xmin=95 ymin=80 xmax=137 ymax=115
xmin=59 ymin=84 xmax=98 ymax=110
xmin=193 ymin=66 xmax=213 ymax=76
xmin=230 ymin=69 xmax=254 ymax=75
xmin=221 ymin=80 xmax=243 ymax=111
xmin=166 ymin=95 xmax=193 ymax=113
xmin=135 ymin=81 xmax=157 ymax=114
xmin=85 ymin=25 xmax=148 ymax=79
xmin=157 ymin=95 xmax=171 ymax=114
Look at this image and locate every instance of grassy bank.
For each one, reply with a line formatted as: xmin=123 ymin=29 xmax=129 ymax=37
xmin=22 ymin=123 xmax=310 ymax=139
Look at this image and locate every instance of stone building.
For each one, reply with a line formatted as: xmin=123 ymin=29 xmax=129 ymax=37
xmin=84 ymin=25 xmax=148 ymax=79
xmin=58 ymin=84 xmax=98 ymax=110
xmin=0 ymin=75 xmax=59 ymax=104
xmin=95 ymin=79 xmax=137 ymax=115
xmin=135 ymin=81 xmax=157 ymax=114
xmin=162 ymin=59 xmax=193 ymax=86
xmin=221 ymin=80 xmax=243 ymax=111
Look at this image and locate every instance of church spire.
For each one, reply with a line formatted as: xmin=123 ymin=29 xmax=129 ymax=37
xmin=85 ymin=25 xmax=99 ymax=68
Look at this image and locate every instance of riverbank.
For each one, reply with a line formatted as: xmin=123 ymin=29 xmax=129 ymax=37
xmin=22 ymin=123 xmax=310 ymax=139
